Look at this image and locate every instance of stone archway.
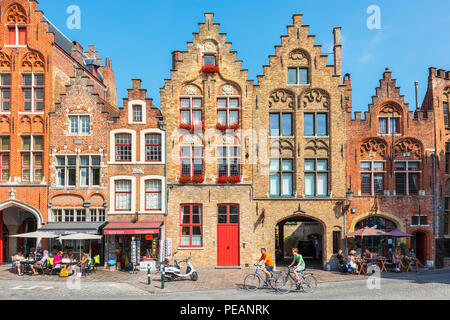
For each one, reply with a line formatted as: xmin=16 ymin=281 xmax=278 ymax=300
xmin=349 ymin=211 xmax=405 ymax=234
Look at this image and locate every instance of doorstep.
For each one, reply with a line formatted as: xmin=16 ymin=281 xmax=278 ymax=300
xmin=215 ymin=266 xmax=242 ymax=269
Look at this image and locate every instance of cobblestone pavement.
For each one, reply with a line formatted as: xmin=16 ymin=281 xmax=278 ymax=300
xmin=0 ymin=265 xmax=368 ymax=293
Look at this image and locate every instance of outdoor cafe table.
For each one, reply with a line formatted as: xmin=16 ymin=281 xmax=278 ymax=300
xmin=376 ymin=257 xmax=389 ymax=272
xmin=20 ymin=259 xmax=37 ymax=273
xmin=355 ymin=258 xmax=367 ymax=275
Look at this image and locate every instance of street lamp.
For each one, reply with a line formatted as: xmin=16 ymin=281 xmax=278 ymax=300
xmin=342 ymin=188 xmax=353 ymax=257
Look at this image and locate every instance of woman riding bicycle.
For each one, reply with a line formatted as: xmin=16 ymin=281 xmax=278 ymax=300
xmin=288 ymin=248 xmax=305 ymax=284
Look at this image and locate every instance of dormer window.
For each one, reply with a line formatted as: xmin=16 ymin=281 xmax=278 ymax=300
xmin=132 ymin=105 xmax=143 ymax=122
xmin=7 ymin=25 xmax=26 ymax=46
xmin=379 ymin=117 xmax=399 ymax=134
xmin=203 ymin=55 xmax=216 ymax=66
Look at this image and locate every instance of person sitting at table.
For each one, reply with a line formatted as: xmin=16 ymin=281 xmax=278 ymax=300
xmin=406 ymin=248 xmax=424 ymax=269
xmin=27 ymin=247 xmax=36 ymax=260
xmin=53 ymin=251 xmax=63 ymax=268
xmin=63 ymin=250 xmax=74 ymax=260
xmin=12 ymin=250 xmax=25 ymax=276
xmin=70 ymin=253 xmax=89 ymax=275
xmin=30 ymin=250 xmax=49 ymax=275
xmin=364 ymin=249 xmax=375 ymax=265
xmin=337 ymin=249 xmax=347 ymax=272
xmin=392 ymin=248 xmax=405 ymax=272
xmin=347 ymin=250 xmax=357 ymax=274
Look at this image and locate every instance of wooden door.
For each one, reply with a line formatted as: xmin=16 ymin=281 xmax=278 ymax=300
xmin=217 ymin=204 xmax=240 ymax=267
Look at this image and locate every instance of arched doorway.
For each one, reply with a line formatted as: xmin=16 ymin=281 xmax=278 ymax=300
xmin=0 ymin=200 xmax=42 ymax=264
xmin=275 ymin=215 xmax=324 ymax=269
xmin=352 ymin=216 xmax=398 ymax=256
xmin=411 ymin=231 xmax=427 ymax=265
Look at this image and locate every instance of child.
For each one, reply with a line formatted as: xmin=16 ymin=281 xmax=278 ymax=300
xmin=288 ymin=248 xmax=305 ymax=283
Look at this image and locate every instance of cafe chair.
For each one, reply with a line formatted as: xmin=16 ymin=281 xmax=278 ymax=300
xmin=48 ymin=258 xmax=61 ymax=275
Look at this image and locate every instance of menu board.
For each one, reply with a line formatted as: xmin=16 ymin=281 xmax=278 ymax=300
xmin=108 ymin=238 xmax=117 ymax=261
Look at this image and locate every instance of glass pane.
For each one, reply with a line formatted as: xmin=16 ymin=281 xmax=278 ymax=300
xmin=21 ymin=136 xmax=31 ymax=150
xmin=181 ymin=206 xmax=190 ymax=224
xmin=34 ymin=154 xmax=42 ymax=166
xmin=146 ymin=180 xmax=161 ymax=192
xmin=390 ymin=118 xmax=398 ymax=133
xmin=317 ymin=159 xmax=328 ymax=171
xmin=395 ymin=173 xmax=406 ymax=194
xmin=317 ymin=173 xmax=328 ymax=196
xmin=23 ymin=74 xmax=32 ymax=86
xmin=80 ymin=156 xmax=89 ymax=166
xmin=81 ymin=117 xmax=90 ymax=133
xmin=70 ymin=117 xmax=78 ymax=134
xmin=2 ymin=74 xmax=11 ymax=86
xmin=408 ymin=162 xmax=420 ymax=171
xmin=299 ymin=68 xmax=308 ymax=84
xmin=35 ymin=74 xmax=44 ymax=86
xmin=270 ymin=174 xmax=280 ymax=196
xmin=80 ymin=168 xmax=88 ymax=186
xmin=33 ymin=136 xmax=43 ymax=151
xmin=217 ymin=99 xmax=227 ymax=108
xmin=193 ymin=147 xmax=202 ymax=157
xmin=91 ymin=156 xmax=101 ymax=166
xmin=57 ymin=169 xmax=65 ymax=186
xmin=379 ymin=118 xmax=387 ymax=133
xmin=409 ymin=174 xmax=419 ymax=194
xmin=288 ymin=68 xmax=297 ymax=84
xmin=360 ymin=162 xmax=371 ymax=171
xmin=193 ymin=111 xmax=202 ymax=125
xmin=373 ymin=162 xmax=384 ymax=171
xmin=269 ymin=159 xmax=279 ymax=172
xmin=203 ymin=55 xmax=215 ymax=66
xmin=317 ymin=114 xmax=328 ymax=136
xmin=192 ymin=227 xmax=202 ymax=246
xmin=269 ymin=114 xmax=280 ymax=136
xmin=282 ymin=159 xmax=293 ymax=171
xmin=218 ymin=205 xmax=227 ymax=224
xmin=218 ymin=111 xmax=227 ymax=125
xmin=35 ymin=89 xmax=44 ymax=100
xmin=68 ymin=169 xmax=76 ymax=186
xmin=304 ymin=160 xmax=315 ymax=171
xmin=92 ymin=168 xmax=100 ymax=186
xmin=361 ymin=173 xmax=371 ymax=194
xmin=192 ymin=206 xmax=202 ymax=224
xmin=282 ymin=113 xmax=292 ymax=136
xmin=180 ymin=111 xmax=190 ymax=124
xmin=395 ymin=162 xmax=406 ymax=170
xmin=229 ymin=111 xmax=238 ymax=125
xmin=180 ymin=99 xmax=190 ymax=108
xmin=229 ymin=205 xmax=239 ymax=224
xmin=281 ymin=173 xmax=293 ymax=196
xmin=229 ymin=99 xmax=239 ymax=108
xmin=192 ymin=99 xmax=202 ymax=108
xmin=304 ymin=114 xmax=315 ymax=136
xmin=22 ymin=154 xmax=30 ymax=166
xmin=374 ymin=174 xmax=384 ymax=194
xmin=304 ymin=173 xmax=315 ymax=196
xmin=146 ymin=192 xmax=161 ymax=210
xmin=181 ymin=227 xmax=191 ymax=246
xmin=67 ymin=156 xmax=76 ymax=166
xmin=34 ymin=169 xmax=42 ymax=181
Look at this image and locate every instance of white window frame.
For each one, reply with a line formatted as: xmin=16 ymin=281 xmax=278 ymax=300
xmin=217 ymin=96 xmax=240 ymax=126
xmin=139 ymin=128 xmax=166 ymax=164
xmin=128 ymin=100 xmax=146 ymax=124
xmin=79 ymin=155 xmax=102 ymax=187
xmin=410 ymin=215 xmax=429 ymax=227
xmin=109 ymin=129 xmax=137 ymax=164
xmin=0 ymin=73 xmax=11 ymax=113
xmin=20 ymin=135 xmax=44 ymax=183
xmin=109 ymin=176 xmax=136 ymax=214
xmin=140 ymin=175 xmax=166 ymax=214
xmin=68 ymin=114 xmax=91 ymax=136
xmin=20 ymin=73 xmax=44 ymax=113
xmin=359 ymin=160 xmax=387 ymax=196
xmin=394 ymin=160 xmax=422 ymax=196
xmin=377 ymin=116 xmax=401 ymax=136
xmin=5 ymin=24 xmax=27 ymax=48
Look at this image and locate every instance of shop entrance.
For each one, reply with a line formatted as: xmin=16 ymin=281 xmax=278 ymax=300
xmin=276 ymin=215 xmax=324 ymax=270
xmin=412 ymin=231 xmax=427 ymax=265
xmin=217 ymin=204 xmax=239 ymax=267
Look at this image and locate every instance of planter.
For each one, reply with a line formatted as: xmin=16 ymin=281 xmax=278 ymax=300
xmin=216 ymin=123 xmax=240 ymax=131
xmin=179 ymin=175 xmax=192 ymax=184
xmin=192 ymin=174 xmax=204 ymax=184
xmin=217 ymin=175 xmax=241 ymax=184
xmin=201 ymin=64 xmax=219 ymax=73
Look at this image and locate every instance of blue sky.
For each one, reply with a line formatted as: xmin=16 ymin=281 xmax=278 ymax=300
xmin=39 ymin=0 xmax=449 ymax=112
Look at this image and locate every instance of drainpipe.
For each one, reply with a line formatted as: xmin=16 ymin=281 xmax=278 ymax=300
xmin=432 ymin=152 xmax=438 ymax=267
xmin=158 ymin=117 xmax=168 ymax=251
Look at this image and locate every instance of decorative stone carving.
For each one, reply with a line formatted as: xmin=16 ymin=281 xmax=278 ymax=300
xmin=20 ymin=116 xmax=32 ymax=133
xmin=268 ymin=90 xmax=294 ymax=109
xmin=302 ymin=89 xmax=330 ymax=109
xmin=443 ymin=87 xmax=450 ymax=97
xmin=185 ymin=85 xmax=198 ymax=95
xmin=0 ymin=52 xmax=12 ymax=69
xmin=198 ymin=40 xmax=218 ymax=53
xmin=222 ymin=85 xmax=234 ymax=95
xmin=22 ymin=51 xmax=45 ymax=72
xmin=0 ymin=116 xmax=10 ymax=133
xmin=360 ymin=138 xmax=387 ymax=158
xmin=289 ymin=49 xmax=310 ymax=65
xmin=305 ymin=139 xmax=329 ymax=155
xmin=379 ymin=105 xmax=401 ymax=116
xmin=6 ymin=4 xmax=27 ymax=24
xmin=394 ymin=138 xmax=422 ymax=159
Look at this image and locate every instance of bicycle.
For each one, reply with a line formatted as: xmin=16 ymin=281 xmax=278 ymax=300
xmin=243 ymin=264 xmax=281 ymax=292
xmin=275 ymin=266 xmax=317 ymax=294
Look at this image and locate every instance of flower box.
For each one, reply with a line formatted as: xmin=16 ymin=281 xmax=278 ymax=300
xmin=216 ymin=123 xmax=228 ymax=131
xmin=201 ymin=64 xmax=219 ymax=73
xmin=216 ymin=123 xmax=240 ymax=131
xmin=217 ymin=175 xmax=241 ymax=184
xmin=179 ymin=123 xmax=193 ymax=131
xmin=192 ymin=174 xmax=204 ymax=184
xmin=179 ymin=175 xmax=192 ymax=184
xmin=228 ymin=123 xmax=241 ymax=130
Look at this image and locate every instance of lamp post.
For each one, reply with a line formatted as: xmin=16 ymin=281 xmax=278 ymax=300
xmin=343 ymin=188 xmax=353 ymax=256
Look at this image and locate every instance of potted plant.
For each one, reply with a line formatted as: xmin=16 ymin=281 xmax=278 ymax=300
xmin=216 ymin=123 xmax=228 ymax=131
xmin=217 ymin=176 xmax=229 ymax=184
xmin=179 ymin=175 xmax=192 ymax=184
xmin=228 ymin=123 xmax=241 ymax=130
xmin=201 ymin=64 xmax=219 ymax=73
xmin=179 ymin=123 xmax=193 ymax=131
xmin=192 ymin=174 xmax=204 ymax=184
xmin=228 ymin=175 xmax=241 ymax=184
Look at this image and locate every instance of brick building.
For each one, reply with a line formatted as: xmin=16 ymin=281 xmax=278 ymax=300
xmin=346 ymin=68 xmax=436 ymax=266
xmin=251 ymin=14 xmax=348 ymax=269
xmin=161 ymin=13 xmax=255 ymax=267
xmin=105 ymin=79 xmax=166 ymax=269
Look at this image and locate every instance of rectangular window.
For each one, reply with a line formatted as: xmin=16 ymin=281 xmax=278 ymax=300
xmin=444 ymin=102 xmax=449 ymax=127
xmin=446 ymin=143 xmax=450 ymax=174
xmin=145 ymin=134 xmax=162 ymax=161
xmin=287 ymin=67 xmax=309 ymax=85
xmin=21 ymin=135 xmax=43 ymax=183
xmin=218 ymin=204 xmax=239 ymax=224
xmin=395 ymin=161 xmax=421 ymax=195
xmin=217 ymin=98 xmax=239 ymax=126
xmin=22 ymin=73 xmax=44 ymax=112
xmin=69 ymin=115 xmax=90 ymax=135
xmin=305 ymin=159 xmax=329 ymax=197
xmin=360 ymin=161 xmax=385 ymax=195
xmin=0 ymin=136 xmax=10 ymax=182
xmin=203 ymin=55 xmax=216 ymax=66
xmin=145 ymin=180 xmax=162 ymax=210
xmin=379 ymin=117 xmax=400 ymax=134
xmin=269 ymin=113 xmax=292 ymax=137
xmin=7 ymin=26 xmax=26 ymax=46
xmin=180 ymin=97 xmax=202 ymax=127
xmin=217 ymin=146 xmax=240 ymax=177
xmin=133 ymin=105 xmax=143 ymax=122
xmin=411 ymin=215 xmax=428 ymax=226
xmin=115 ymin=134 xmax=132 ymax=161
xmin=76 ymin=209 xmax=86 ymax=222
xmin=180 ymin=204 xmax=202 ymax=247
xmin=270 ymin=159 xmax=293 ymax=197
xmin=0 ymin=74 xmax=11 ymax=112
xmin=65 ymin=209 xmax=75 ymax=222
xmin=53 ymin=209 xmax=63 ymax=223
xmin=180 ymin=146 xmax=203 ymax=177
xmin=304 ymin=113 xmax=328 ymax=136
xmin=115 ymin=180 xmax=132 ymax=211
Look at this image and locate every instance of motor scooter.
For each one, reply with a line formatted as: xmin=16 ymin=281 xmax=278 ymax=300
xmin=162 ymin=251 xmax=198 ymax=281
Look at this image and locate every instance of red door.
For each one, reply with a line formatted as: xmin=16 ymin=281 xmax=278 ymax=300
xmin=217 ymin=204 xmax=240 ymax=267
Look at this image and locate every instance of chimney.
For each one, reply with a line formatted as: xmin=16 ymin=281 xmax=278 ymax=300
xmin=132 ymin=79 xmax=142 ymax=90
xmin=70 ymin=41 xmax=85 ymax=65
xmin=415 ymin=81 xmax=419 ymax=110
xmin=333 ymin=27 xmax=342 ymax=77
xmin=293 ymin=14 xmax=303 ymax=25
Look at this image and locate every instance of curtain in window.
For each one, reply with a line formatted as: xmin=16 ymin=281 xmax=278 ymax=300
xmin=304 ymin=173 xmax=315 ymax=196
xmin=317 ymin=173 xmax=328 ymax=196
xmin=270 ymin=175 xmax=280 ymax=196
xmin=281 ymin=173 xmax=293 ymax=196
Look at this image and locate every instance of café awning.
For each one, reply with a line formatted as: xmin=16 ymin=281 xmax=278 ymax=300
xmin=103 ymin=222 xmax=163 ymax=235
xmin=39 ymin=222 xmax=107 ymax=235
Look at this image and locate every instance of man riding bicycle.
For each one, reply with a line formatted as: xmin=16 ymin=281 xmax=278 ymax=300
xmin=288 ymin=248 xmax=305 ymax=284
xmin=257 ymin=247 xmax=274 ymax=286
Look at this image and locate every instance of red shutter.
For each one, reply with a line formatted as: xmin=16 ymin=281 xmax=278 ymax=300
xmin=8 ymin=27 xmax=16 ymax=45
xmin=18 ymin=27 xmax=27 ymax=45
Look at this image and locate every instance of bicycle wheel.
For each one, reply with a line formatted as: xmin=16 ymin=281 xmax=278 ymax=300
xmin=268 ymin=272 xmax=281 ymax=289
xmin=301 ymin=274 xmax=317 ymax=293
xmin=274 ymin=274 xmax=295 ymax=294
xmin=244 ymin=274 xmax=261 ymax=292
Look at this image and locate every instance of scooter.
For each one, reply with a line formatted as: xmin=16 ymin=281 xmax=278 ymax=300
xmin=162 ymin=252 xmax=198 ymax=281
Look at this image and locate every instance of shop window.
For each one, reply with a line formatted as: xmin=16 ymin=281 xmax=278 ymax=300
xmin=217 ymin=98 xmax=239 ymax=127
xmin=145 ymin=180 xmax=162 ymax=210
xmin=8 ymin=25 xmax=26 ymax=46
xmin=180 ymin=146 xmax=203 ymax=177
xmin=115 ymin=180 xmax=132 ymax=211
xmin=0 ymin=136 xmax=10 ymax=182
xmin=395 ymin=161 xmax=420 ymax=195
xmin=288 ymin=67 xmax=309 ymax=85
xmin=145 ymin=134 xmax=162 ymax=162
xmin=305 ymin=159 xmax=328 ymax=197
xmin=21 ymin=135 xmax=43 ymax=183
xmin=217 ymin=146 xmax=240 ymax=177
xmin=22 ymin=73 xmax=44 ymax=112
xmin=115 ymin=134 xmax=132 ymax=162
xmin=180 ymin=204 xmax=202 ymax=247
xmin=304 ymin=113 xmax=328 ymax=136
xmin=269 ymin=113 xmax=292 ymax=137
xmin=0 ymin=74 xmax=11 ymax=112
xmin=270 ymin=158 xmax=293 ymax=197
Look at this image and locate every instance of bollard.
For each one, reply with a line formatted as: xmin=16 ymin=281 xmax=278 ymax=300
xmin=147 ymin=267 xmax=151 ymax=285
xmin=161 ymin=265 xmax=165 ymax=290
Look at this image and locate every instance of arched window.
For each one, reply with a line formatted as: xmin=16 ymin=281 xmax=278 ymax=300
xmin=354 ymin=217 xmax=397 ymax=256
xmin=5 ymin=4 xmax=28 ymax=46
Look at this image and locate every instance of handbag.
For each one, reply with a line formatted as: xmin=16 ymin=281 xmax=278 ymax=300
xmin=59 ymin=266 xmax=69 ymax=277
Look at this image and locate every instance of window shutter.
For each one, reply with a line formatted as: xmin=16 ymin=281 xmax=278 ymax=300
xmin=18 ymin=27 xmax=27 ymax=45
xmin=8 ymin=27 xmax=16 ymax=45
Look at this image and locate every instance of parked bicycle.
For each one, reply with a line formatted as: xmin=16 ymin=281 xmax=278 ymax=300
xmin=243 ymin=264 xmax=281 ymax=292
xmin=275 ymin=266 xmax=317 ymax=294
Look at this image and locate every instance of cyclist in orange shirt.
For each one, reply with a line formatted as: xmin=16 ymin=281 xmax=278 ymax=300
xmin=257 ymin=247 xmax=274 ymax=286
